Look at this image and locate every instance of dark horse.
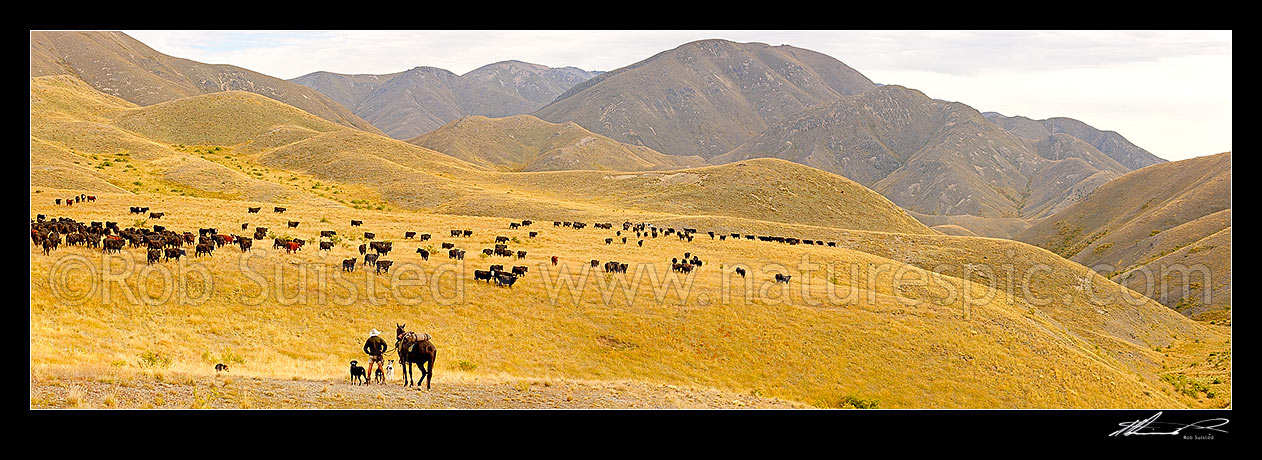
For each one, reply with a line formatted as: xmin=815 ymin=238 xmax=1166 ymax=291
xmin=395 ymin=324 xmax=436 ymax=389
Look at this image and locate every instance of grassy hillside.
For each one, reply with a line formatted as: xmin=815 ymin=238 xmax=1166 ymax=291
xmin=30 ymin=31 xmax=382 ymax=135
xmin=1017 ymin=152 xmax=1231 ymax=319
xmin=409 ymin=115 xmax=708 ymax=172
xmin=31 ymin=75 xmax=930 ymax=235
xmin=29 ymin=188 xmax=1228 ymax=408
xmin=31 ymin=75 xmax=1229 ymax=408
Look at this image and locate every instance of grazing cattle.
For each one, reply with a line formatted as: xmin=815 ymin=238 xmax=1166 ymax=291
xmin=473 ymin=270 xmax=494 ymax=283
xmin=274 ymin=207 xmax=286 ymax=213
xmin=462 ymin=230 xmax=472 ymax=237
xmin=509 ymin=223 xmax=520 ymax=229
xmin=376 ymin=260 xmax=393 ymax=274
xmin=320 ymin=230 xmax=336 ymax=238
xmin=511 ymin=266 xmax=528 ymax=277
xmin=605 ymin=238 xmax=612 ymax=245
xmin=494 ymin=273 xmax=517 ymax=288
xmin=285 ymin=242 xmax=302 ymax=253
xmin=164 ymin=248 xmax=185 ymax=261
xmin=637 ymin=240 xmax=644 ymax=247
xmin=370 ymin=241 xmax=392 ymax=255
xmin=103 ymin=237 xmax=125 ymax=253
xmin=287 ymin=221 xmax=300 ymax=228
xmin=450 ymin=230 xmax=461 ymax=237
xmin=708 ymin=231 xmax=715 ymax=239
xmin=149 ymin=212 xmax=164 ymax=219
xmin=147 ymin=248 xmax=162 ymax=264
xmin=622 ymin=237 xmax=627 ymax=244
xmin=238 ymin=238 xmax=252 ymax=252
xmin=196 ymin=243 xmax=214 ymax=257
xmin=735 ymin=267 xmax=746 ymax=277
xmin=483 ymin=248 xmax=494 ymax=256
xmin=516 ymin=250 xmax=526 ymax=260
xmin=591 ymin=259 xmax=599 ymax=267
xmin=242 ymin=223 xmax=249 ymax=231
xmin=551 ymin=256 xmax=558 ymax=266
xmin=827 ymin=242 xmax=837 ymax=247
xmin=364 ymin=232 xmax=375 ymax=240
xmin=528 ymin=232 xmax=537 ymax=238
xmin=247 ymin=207 xmax=261 ymax=213
xmin=364 ymin=253 xmax=379 ymax=266
xmin=87 ymin=195 xmax=96 ymax=202
xmin=342 ymin=258 xmax=356 ymax=272
xmin=319 ymin=241 xmax=334 ymax=251
xmin=359 ymin=244 xmax=367 ymax=255
xmin=553 ymin=221 xmax=561 ymax=227
xmin=448 ymin=248 xmax=465 ymax=260
xmin=405 ymin=232 xmax=416 ymax=239
xmin=419 ymin=233 xmax=431 ymax=241
xmin=488 ymin=264 xmax=504 ymax=273
xmin=351 ymin=220 xmax=363 ymax=226
xmin=441 ymin=242 xmax=454 ymax=249
xmin=522 ymin=220 xmax=532 ymax=226
xmin=416 ymin=248 xmax=429 ymax=261
xmin=775 ymin=274 xmax=791 ymax=284
xmin=495 ymin=236 xmax=509 ymax=243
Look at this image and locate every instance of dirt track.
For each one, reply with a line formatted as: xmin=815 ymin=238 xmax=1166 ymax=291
xmin=30 ymin=373 xmax=809 ymax=409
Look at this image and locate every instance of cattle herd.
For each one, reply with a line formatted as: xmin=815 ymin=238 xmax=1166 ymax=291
xmin=35 ymin=198 xmax=849 ymax=290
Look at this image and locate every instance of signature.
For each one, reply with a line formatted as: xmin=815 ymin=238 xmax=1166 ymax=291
xmin=1110 ymin=412 xmax=1229 ymax=437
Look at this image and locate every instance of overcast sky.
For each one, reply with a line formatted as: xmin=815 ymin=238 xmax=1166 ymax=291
xmin=124 ymin=30 xmax=1231 ymax=162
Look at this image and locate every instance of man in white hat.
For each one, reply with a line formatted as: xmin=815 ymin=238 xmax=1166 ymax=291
xmin=363 ymin=328 xmax=388 ymax=384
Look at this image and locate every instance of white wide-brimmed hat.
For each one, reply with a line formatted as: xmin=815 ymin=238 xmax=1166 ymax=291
xmin=369 ymin=329 xmax=380 ymax=337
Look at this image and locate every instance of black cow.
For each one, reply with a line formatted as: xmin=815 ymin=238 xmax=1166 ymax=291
xmin=364 ymin=232 xmax=375 ymax=240
xmin=474 ymin=270 xmax=494 ymax=283
xmin=494 ymin=273 xmax=517 ymax=288
xmin=364 ymin=253 xmax=379 ymax=266
xmin=247 ymin=207 xmax=261 ymax=213
xmin=274 ymin=207 xmax=286 ymax=213
xmin=405 ymin=232 xmax=416 ymax=239
xmin=416 ymin=248 xmax=429 ymax=261
xmin=735 ymin=267 xmax=746 ymax=277
xmin=359 ymin=244 xmax=367 ymax=255
xmin=321 ymin=230 xmax=336 ymax=238
xmin=511 ymin=266 xmax=528 ymax=277
xmin=775 ymin=274 xmax=791 ymax=284
xmin=288 ymin=221 xmax=300 ymax=228
xmin=351 ymin=220 xmax=363 ymax=226
xmin=147 ymin=248 xmax=162 ymax=264
xmin=419 ymin=234 xmax=430 ymax=241
xmin=149 ymin=212 xmax=164 ymax=219
xmin=343 ymin=258 xmax=357 ymax=272
xmin=376 ymin=260 xmax=393 ymax=274
xmin=441 ymin=242 xmax=454 ymax=249
xmin=516 ymin=250 xmax=526 ymax=259
xmin=320 ymin=241 xmax=334 ymax=251
xmin=528 ymin=232 xmax=537 ymax=238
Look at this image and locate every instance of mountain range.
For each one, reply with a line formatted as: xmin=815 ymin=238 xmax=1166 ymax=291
xmin=291 ymin=61 xmax=600 ymax=139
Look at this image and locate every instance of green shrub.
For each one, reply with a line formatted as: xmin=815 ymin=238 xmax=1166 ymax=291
xmin=136 ymin=351 xmax=172 ymax=369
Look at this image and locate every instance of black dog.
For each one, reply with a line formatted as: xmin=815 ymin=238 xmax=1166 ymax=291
xmin=350 ymin=360 xmax=366 ymax=385
xmin=215 ymin=363 xmax=229 ymax=373
xmin=374 ymin=367 xmax=385 ymax=384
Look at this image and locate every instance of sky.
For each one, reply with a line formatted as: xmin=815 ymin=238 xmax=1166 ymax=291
xmin=123 ymin=30 xmax=1231 ymax=162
